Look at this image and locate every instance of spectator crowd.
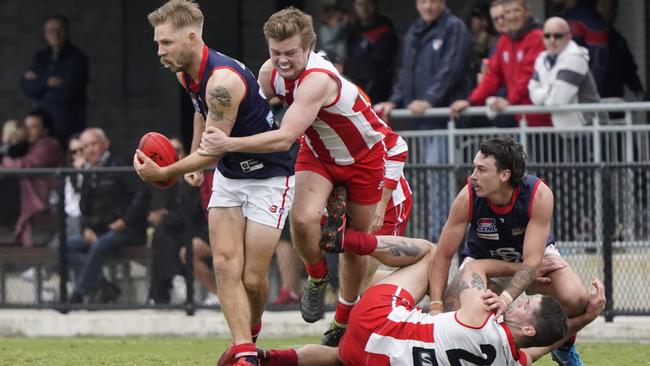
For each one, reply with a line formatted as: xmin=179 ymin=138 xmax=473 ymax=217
xmin=0 ymin=0 xmax=646 ymax=307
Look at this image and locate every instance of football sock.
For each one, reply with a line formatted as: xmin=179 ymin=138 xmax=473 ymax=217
xmin=334 ymin=295 xmax=358 ymax=325
xmin=305 ymin=258 xmax=328 ymax=279
xmin=342 ymin=230 xmax=378 ymax=256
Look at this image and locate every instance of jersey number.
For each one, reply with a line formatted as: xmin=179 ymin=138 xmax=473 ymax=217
xmin=413 ymin=344 xmax=497 ymax=366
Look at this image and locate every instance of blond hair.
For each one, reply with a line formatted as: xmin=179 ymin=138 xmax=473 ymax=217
xmin=147 ymin=0 xmax=204 ymax=33
xmin=2 ymin=119 xmax=26 ymax=145
xmin=263 ymin=7 xmax=316 ymax=50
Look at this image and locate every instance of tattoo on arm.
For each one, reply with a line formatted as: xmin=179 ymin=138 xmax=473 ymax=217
xmin=377 ymin=238 xmax=421 ymax=257
xmin=377 ymin=237 xmax=422 ymax=257
xmin=207 ymin=86 xmax=234 ymax=122
xmin=505 ymin=264 xmax=535 ymax=299
xmin=471 ymin=272 xmax=486 ymax=291
xmin=208 ymin=86 xmax=232 ymax=107
xmin=443 ymin=269 xmax=469 ymax=311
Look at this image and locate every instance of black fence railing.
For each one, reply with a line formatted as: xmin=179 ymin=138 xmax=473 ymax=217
xmin=403 ymin=163 xmax=650 ymax=321
xmin=0 ymin=164 xmax=649 ymax=319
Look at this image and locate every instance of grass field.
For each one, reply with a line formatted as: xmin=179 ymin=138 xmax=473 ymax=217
xmin=0 ymin=337 xmax=648 ymax=365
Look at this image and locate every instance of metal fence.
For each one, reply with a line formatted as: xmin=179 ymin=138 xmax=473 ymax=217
xmin=0 ymin=102 xmax=649 ymax=320
xmin=393 ymin=102 xmax=650 ymax=320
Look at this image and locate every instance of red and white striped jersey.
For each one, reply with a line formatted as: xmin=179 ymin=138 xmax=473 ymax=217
xmin=384 ymin=128 xmax=411 ymax=209
xmin=365 ymin=287 xmax=527 ymax=366
xmin=270 ymin=52 xmax=388 ymax=165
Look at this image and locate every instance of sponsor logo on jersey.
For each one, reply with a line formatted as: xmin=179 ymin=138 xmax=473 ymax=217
xmin=511 ymin=226 xmax=526 ymax=236
xmin=269 ymin=205 xmax=277 ymax=213
xmin=476 ymin=218 xmax=499 ymax=240
xmin=240 ymin=159 xmax=264 ymax=173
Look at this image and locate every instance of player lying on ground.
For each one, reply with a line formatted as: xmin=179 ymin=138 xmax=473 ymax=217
xmin=254 ymin=236 xmax=605 ymax=366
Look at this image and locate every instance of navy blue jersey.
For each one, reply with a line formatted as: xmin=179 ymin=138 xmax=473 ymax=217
xmin=462 ymin=175 xmax=555 ymax=262
xmin=183 ymin=46 xmax=295 ymax=179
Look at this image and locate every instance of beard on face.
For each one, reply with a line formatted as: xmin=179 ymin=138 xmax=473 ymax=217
xmin=160 ymin=46 xmax=192 ymax=73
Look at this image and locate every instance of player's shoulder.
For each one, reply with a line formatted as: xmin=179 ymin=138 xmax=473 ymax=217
xmin=206 ymin=67 xmax=246 ymax=92
xmin=530 ymin=176 xmax=553 ymax=199
xmin=259 ymin=59 xmax=274 ymax=76
xmin=296 ymin=70 xmax=340 ymax=101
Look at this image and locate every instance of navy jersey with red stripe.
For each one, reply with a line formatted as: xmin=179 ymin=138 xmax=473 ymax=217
xmin=183 ymin=46 xmax=295 ymax=179
xmin=462 ymin=175 xmax=555 ymax=262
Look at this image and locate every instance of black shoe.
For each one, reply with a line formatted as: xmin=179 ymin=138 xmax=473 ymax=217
xmin=300 ymin=274 xmax=330 ymax=323
xmin=320 ymin=321 xmax=347 ymax=347
xmin=92 ymin=280 xmax=122 ymax=304
xmin=320 ymin=185 xmax=347 ymax=253
xmin=69 ymin=292 xmax=83 ymax=304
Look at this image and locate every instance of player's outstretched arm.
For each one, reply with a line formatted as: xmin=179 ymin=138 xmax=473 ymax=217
xmin=371 ymin=236 xmax=434 ymax=268
xmin=199 ymin=71 xmax=337 ymax=156
xmin=430 ymin=186 xmax=471 ymax=314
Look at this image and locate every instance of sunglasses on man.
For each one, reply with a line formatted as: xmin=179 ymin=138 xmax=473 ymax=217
xmin=543 ymin=32 xmax=567 ymax=40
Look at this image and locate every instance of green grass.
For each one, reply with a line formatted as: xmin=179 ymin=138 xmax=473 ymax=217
xmin=0 ymin=337 xmax=647 ymax=365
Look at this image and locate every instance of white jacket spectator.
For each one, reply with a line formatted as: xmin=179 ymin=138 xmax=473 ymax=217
xmin=528 ymin=17 xmax=602 ymax=127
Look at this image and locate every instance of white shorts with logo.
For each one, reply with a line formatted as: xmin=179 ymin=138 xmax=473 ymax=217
xmin=208 ymin=170 xmax=295 ymax=229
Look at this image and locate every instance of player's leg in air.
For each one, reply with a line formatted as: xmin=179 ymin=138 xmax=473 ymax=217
xmin=292 ymin=170 xmax=379 ymax=325
xmin=320 ymin=184 xmax=413 ymax=347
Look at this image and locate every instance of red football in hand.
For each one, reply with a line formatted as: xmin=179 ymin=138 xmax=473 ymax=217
xmin=138 ymin=132 xmax=178 ymax=188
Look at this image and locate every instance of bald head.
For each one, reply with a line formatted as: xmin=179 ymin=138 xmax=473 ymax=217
xmin=542 ymin=17 xmax=571 ymax=56
xmin=544 ymin=17 xmax=569 ymax=33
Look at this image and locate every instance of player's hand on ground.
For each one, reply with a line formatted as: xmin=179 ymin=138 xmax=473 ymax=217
xmin=133 ymin=149 xmax=169 ymax=182
xmin=449 ymin=100 xmax=470 ymax=119
xmin=198 ymin=126 xmax=228 ymax=157
xmin=481 ymin=289 xmax=509 ymax=316
xmin=184 ymin=171 xmax=204 ymax=187
xmin=584 ymin=277 xmax=606 ymax=320
xmin=534 ymin=254 xmax=568 ymax=285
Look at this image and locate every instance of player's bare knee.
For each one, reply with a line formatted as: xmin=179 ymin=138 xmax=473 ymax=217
xmin=243 ymin=271 xmax=267 ymax=294
xmin=290 ymin=211 xmax=320 ymax=235
xmin=559 ymin=286 xmax=589 ymax=316
xmin=212 ymin=255 xmax=242 ymax=282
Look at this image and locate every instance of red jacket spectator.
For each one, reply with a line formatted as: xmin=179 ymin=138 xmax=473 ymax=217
xmin=468 ymin=18 xmax=551 ymax=127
